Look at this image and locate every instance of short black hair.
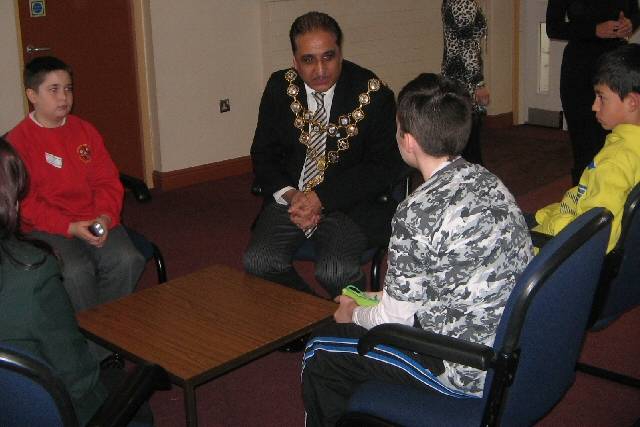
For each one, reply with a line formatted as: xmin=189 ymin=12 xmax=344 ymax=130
xmin=24 ymin=56 xmax=72 ymax=91
xmin=397 ymin=73 xmax=472 ymax=158
xmin=289 ymin=11 xmax=343 ymax=53
xmin=593 ymin=43 xmax=640 ymax=99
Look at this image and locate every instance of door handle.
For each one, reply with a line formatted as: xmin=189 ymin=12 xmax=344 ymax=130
xmin=26 ymin=45 xmax=51 ymax=54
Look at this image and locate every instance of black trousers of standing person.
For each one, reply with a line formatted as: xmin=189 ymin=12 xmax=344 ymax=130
xmin=560 ymin=41 xmax=622 ymax=185
xmin=461 ymin=112 xmax=484 ymax=166
xmin=301 ymin=322 xmax=477 ymax=427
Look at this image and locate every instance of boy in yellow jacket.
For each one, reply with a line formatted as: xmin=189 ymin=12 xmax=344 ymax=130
xmin=534 ymin=43 xmax=640 ymax=253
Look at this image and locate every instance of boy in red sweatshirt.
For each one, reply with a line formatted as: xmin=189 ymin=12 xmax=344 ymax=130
xmin=7 ymin=56 xmax=144 ymax=360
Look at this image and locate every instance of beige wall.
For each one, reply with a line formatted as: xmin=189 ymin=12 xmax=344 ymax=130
xmin=0 ymin=1 xmax=25 ymax=135
xmin=262 ymin=0 xmax=443 ymax=94
xmin=1 ymin=0 xmax=514 ymax=175
xmin=149 ymin=1 xmax=263 ymax=172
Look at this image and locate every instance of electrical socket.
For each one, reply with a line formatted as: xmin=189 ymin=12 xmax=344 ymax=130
xmin=219 ymin=98 xmax=230 ymax=113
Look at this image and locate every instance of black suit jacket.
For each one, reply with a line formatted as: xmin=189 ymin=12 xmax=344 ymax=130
xmin=251 ymin=60 xmax=403 ymax=246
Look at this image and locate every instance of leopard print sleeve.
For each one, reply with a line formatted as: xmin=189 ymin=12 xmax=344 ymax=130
xmin=441 ymin=0 xmax=487 ymax=111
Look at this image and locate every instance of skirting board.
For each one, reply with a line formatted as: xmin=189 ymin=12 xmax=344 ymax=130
xmin=152 ymin=112 xmax=513 ymax=191
xmin=153 ymin=156 xmax=252 ymax=191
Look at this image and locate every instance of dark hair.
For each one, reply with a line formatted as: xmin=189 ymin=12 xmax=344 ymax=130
xmin=289 ymin=11 xmax=343 ymax=53
xmin=0 ymin=137 xmax=50 ymax=269
xmin=24 ymin=56 xmax=73 ymax=91
xmin=0 ymin=138 xmax=28 ymax=237
xmin=397 ymin=73 xmax=472 ymax=158
xmin=593 ymin=43 xmax=640 ymax=99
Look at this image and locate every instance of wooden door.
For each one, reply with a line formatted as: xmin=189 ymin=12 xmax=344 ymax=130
xmin=17 ymin=0 xmax=145 ymax=179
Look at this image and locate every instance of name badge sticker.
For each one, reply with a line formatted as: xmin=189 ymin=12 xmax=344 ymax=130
xmin=45 ymin=152 xmax=63 ymax=168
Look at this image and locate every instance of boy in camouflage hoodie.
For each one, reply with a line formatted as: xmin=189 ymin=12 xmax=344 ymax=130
xmin=301 ymin=73 xmax=534 ymax=427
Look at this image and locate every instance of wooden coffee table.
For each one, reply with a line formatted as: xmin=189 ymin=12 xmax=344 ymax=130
xmin=77 ymin=264 xmax=336 ymax=427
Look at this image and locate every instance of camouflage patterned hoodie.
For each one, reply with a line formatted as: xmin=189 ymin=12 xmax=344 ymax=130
xmin=384 ymin=159 xmax=533 ymax=396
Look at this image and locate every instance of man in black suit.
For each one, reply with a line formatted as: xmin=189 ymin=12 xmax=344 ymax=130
xmin=244 ymin=11 xmax=402 ymax=298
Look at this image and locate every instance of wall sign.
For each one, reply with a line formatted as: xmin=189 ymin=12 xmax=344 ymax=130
xmin=29 ymin=0 xmax=46 ymax=18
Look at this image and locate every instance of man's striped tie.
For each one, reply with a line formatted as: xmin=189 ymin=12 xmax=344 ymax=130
xmin=302 ymin=92 xmax=327 ymax=237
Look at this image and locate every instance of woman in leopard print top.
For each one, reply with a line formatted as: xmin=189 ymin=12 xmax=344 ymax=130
xmin=441 ymin=0 xmax=488 ymax=165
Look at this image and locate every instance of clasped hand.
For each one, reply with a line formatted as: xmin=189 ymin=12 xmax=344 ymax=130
xmin=68 ymin=214 xmax=111 ymax=247
xmin=596 ymin=12 xmax=633 ymax=39
xmin=287 ymin=190 xmax=322 ymax=231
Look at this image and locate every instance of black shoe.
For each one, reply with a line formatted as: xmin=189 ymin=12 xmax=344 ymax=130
xmin=278 ymin=334 xmax=310 ymax=353
xmin=100 ymin=353 xmax=125 ymax=370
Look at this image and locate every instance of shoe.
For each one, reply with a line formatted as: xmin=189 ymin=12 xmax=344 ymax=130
xmin=278 ymin=334 xmax=310 ymax=353
xmin=100 ymin=353 xmax=125 ymax=370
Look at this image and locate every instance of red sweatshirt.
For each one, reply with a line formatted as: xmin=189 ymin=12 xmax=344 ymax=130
xmin=7 ymin=114 xmax=123 ymax=236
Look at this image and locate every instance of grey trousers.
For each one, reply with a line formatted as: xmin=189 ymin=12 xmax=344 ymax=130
xmin=30 ymin=225 xmax=145 ymax=359
xmin=243 ymin=202 xmax=367 ymax=298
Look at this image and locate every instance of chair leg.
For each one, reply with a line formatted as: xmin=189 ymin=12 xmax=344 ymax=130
xmin=151 ymin=243 xmax=167 ymax=284
xmin=576 ymin=362 xmax=640 ymax=389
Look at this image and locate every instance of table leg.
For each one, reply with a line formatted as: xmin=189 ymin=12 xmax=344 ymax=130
xmin=184 ymin=383 xmax=198 ymax=427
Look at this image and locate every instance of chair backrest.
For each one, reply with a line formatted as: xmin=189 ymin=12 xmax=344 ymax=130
xmin=591 ymin=182 xmax=640 ymax=327
xmin=483 ymin=208 xmax=612 ymax=426
xmin=0 ymin=343 xmax=78 ymax=427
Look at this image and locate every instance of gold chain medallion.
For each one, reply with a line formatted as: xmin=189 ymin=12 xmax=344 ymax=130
xmin=284 ymin=69 xmax=382 ymax=191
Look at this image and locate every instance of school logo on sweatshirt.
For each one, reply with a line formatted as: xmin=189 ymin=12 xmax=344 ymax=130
xmin=77 ymin=144 xmax=92 ymax=163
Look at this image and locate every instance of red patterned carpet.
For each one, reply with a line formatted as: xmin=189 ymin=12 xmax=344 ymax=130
xmin=120 ymin=125 xmax=640 ymax=426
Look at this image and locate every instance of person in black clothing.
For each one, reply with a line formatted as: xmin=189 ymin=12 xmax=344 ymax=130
xmin=547 ymin=0 xmax=640 ymax=185
xmin=244 ymin=12 xmax=402 ymax=298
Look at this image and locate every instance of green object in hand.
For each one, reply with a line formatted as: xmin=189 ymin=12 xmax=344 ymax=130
xmin=341 ymin=285 xmax=380 ymax=307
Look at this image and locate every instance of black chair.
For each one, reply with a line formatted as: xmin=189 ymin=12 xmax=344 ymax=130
xmin=120 ymin=173 xmax=152 ymax=203
xmin=124 ymin=227 xmax=167 ymax=284
xmin=575 ymin=182 xmax=640 ymax=388
xmin=251 ymin=172 xmax=411 ymax=291
xmin=0 ymin=343 xmax=169 ymax=427
xmin=336 ymin=208 xmax=612 ymax=427
xmin=120 ymin=174 xmax=168 ymax=284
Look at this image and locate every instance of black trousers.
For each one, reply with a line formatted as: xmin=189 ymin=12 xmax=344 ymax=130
xmin=461 ymin=112 xmax=484 ymax=166
xmin=243 ymin=203 xmax=367 ymax=298
xmin=302 ymin=323 xmax=450 ymax=427
xmin=100 ymin=365 xmax=154 ymax=425
xmin=560 ymin=42 xmax=617 ymax=185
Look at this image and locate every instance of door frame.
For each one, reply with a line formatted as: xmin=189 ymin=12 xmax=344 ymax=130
xmin=515 ymin=0 xmax=567 ymax=127
xmin=513 ymin=0 xmax=520 ymax=125
xmin=12 ymin=0 xmax=157 ymax=186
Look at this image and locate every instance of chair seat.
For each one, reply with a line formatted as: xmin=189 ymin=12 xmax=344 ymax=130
xmin=346 ymin=381 xmax=486 ymax=427
xmin=0 ymin=343 xmax=166 ymax=427
xmin=126 ymin=227 xmax=154 ymax=261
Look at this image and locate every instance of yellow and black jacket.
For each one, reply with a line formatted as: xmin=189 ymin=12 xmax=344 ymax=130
xmin=534 ymin=123 xmax=640 ymax=253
